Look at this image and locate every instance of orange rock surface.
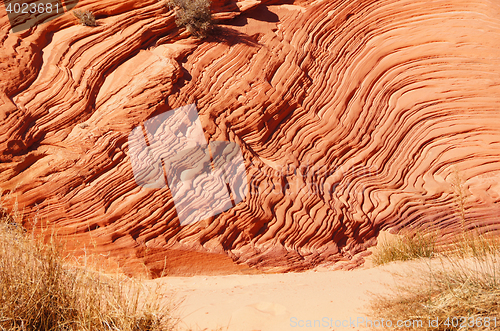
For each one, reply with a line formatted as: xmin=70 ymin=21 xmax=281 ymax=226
xmin=1 ymin=0 xmax=500 ymax=276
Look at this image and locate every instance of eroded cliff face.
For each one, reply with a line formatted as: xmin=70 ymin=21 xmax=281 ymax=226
xmin=1 ymin=0 xmax=500 ymax=276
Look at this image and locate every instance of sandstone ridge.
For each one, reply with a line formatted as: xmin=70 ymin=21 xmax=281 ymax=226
xmin=1 ymin=0 xmax=500 ymax=275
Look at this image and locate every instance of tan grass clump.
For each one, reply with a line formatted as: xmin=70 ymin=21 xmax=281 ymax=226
xmin=166 ymin=0 xmax=212 ymax=38
xmin=73 ymin=9 xmax=97 ymax=27
xmin=370 ymin=230 xmax=500 ymax=330
xmin=372 ymin=231 xmax=436 ymax=266
xmin=0 ymin=210 xmax=177 ymax=331
xmin=373 ymin=229 xmax=500 ymax=266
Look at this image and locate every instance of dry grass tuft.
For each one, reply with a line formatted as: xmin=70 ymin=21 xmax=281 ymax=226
xmin=373 ymin=229 xmax=500 ymax=266
xmin=0 ymin=209 xmax=178 ymax=331
xmin=370 ymin=230 xmax=500 ymax=330
xmin=372 ymin=231 xmax=436 ymax=266
xmin=73 ymin=9 xmax=97 ymax=27
xmin=166 ymin=0 xmax=212 ymax=38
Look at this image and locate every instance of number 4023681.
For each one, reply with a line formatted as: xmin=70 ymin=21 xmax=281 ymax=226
xmin=5 ymin=2 xmax=60 ymax=14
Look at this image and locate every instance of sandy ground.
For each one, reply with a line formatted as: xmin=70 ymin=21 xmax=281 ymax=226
xmin=150 ymin=232 xmax=428 ymax=331
xmin=162 ymin=264 xmax=407 ymax=331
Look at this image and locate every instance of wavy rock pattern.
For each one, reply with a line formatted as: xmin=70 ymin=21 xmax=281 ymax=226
xmin=1 ymin=0 xmax=500 ymax=275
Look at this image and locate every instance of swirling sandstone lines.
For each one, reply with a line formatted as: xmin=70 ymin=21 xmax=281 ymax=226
xmin=1 ymin=0 xmax=499 ymax=274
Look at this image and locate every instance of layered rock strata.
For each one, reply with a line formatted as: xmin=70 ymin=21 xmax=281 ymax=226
xmin=1 ymin=0 xmax=500 ymax=275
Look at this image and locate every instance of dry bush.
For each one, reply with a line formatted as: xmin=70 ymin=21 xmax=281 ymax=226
xmin=440 ymin=232 xmax=500 ymax=259
xmin=0 ymin=210 xmax=177 ymax=331
xmin=372 ymin=232 xmax=436 ymax=266
xmin=451 ymin=168 xmax=468 ymax=230
xmin=370 ymin=231 xmax=500 ymax=330
xmin=373 ymin=229 xmax=500 ymax=266
xmin=371 ymin=254 xmax=500 ymax=330
xmin=166 ymin=0 xmax=212 ymax=38
xmin=73 ymin=9 xmax=97 ymax=27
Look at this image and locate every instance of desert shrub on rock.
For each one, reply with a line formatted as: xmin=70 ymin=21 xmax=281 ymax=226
xmin=167 ymin=0 xmax=212 ymax=38
xmin=73 ymin=9 xmax=97 ymax=27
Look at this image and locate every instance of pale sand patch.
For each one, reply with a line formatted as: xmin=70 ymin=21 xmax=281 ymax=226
xmin=149 ymin=233 xmax=434 ymax=331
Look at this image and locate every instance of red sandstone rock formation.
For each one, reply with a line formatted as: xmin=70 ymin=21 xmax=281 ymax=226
xmin=1 ymin=0 xmax=500 ymax=276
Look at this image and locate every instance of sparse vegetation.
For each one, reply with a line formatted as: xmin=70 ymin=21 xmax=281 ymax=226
xmin=73 ymin=9 xmax=97 ymax=27
xmin=166 ymin=0 xmax=212 ymax=38
xmin=370 ymin=230 xmax=500 ymax=330
xmin=373 ymin=229 xmax=500 ymax=266
xmin=372 ymin=231 xmax=436 ymax=266
xmin=451 ymin=168 xmax=468 ymax=231
xmin=0 ymin=208 xmax=177 ymax=331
